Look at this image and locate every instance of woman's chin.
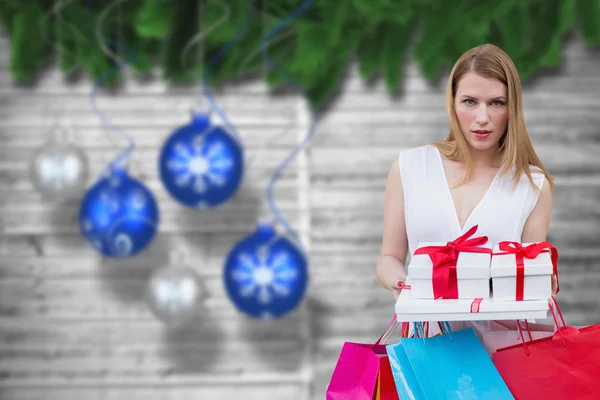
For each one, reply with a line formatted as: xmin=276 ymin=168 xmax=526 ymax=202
xmin=467 ymin=138 xmax=498 ymax=151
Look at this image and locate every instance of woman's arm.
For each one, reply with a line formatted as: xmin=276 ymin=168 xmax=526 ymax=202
xmin=376 ymin=156 xmax=409 ymax=299
xmin=521 ymin=176 xmax=553 ymax=243
xmin=521 ymin=176 xmax=557 ymax=294
xmin=495 ymin=176 xmax=554 ymax=331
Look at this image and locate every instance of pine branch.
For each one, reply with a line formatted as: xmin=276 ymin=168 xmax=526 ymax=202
xmin=65 ymin=3 xmax=119 ymax=84
xmin=0 ymin=0 xmax=598 ymax=106
xmin=9 ymin=3 xmax=49 ymax=81
xmin=576 ymin=0 xmax=600 ymax=46
xmin=56 ymin=21 xmax=79 ymax=74
xmin=134 ymin=0 xmax=173 ymax=38
xmin=162 ymin=0 xmax=198 ymax=82
xmin=356 ymin=22 xmax=386 ymax=80
xmin=382 ymin=19 xmax=414 ymax=94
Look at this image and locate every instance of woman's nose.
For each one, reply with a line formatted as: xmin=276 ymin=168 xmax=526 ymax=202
xmin=475 ymin=105 xmax=489 ymax=124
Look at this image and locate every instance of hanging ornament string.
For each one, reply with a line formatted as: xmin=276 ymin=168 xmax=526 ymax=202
xmin=29 ymin=1 xmax=89 ymax=204
xmin=221 ymin=1 xmax=312 ymax=320
xmin=79 ymin=0 xmax=160 ymax=259
xmin=179 ymin=0 xmax=295 ymax=167
xmin=44 ymin=0 xmax=138 ymax=171
xmin=88 ymin=0 xmax=139 ymax=177
xmin=157 ymin=0 xmax=251 ymax=210
xmin=179 ymin=0 xmax=252 ymax=141
xmin=236 ymin=4 xmax=298 ymax=178
xmin=236 ymin=19 xmax=295 ymax=78
xmin=261 ymin=0 xmax=319 ymax=254
xmin=178 ymin=0 xmax=300 ymax=181
xmin=88 ymin=0 xmax=148 ymax=177
xmin=39 ymin=0 xmax=81 ymax=76
xmin=101 ymin=0 xmax=145 ymax=172
xmin=38 ymin=0 xmax=82 ymax=135
xmin=179 ymin=0 xmax=232 ymax=103
xmin=94 ymin=0 xmax=123 ymax=66
xmin=201 ymin=0 xmax=253 ymax=142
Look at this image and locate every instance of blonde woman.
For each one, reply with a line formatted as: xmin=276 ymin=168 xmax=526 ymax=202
xmin=376 ymin=43 xmax=558 ymax=336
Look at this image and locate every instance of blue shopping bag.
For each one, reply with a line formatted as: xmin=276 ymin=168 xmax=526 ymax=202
xmin=387 ymin=326 xmax=514 ymax=399
xmin=386 ymin=321 xmax=447 ymax=399
xmin=386 ymin=338 xmax=427 ymax=399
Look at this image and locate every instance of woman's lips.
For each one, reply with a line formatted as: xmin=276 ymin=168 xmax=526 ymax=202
xmin=472 ymin=130 xmax=491 ymax=139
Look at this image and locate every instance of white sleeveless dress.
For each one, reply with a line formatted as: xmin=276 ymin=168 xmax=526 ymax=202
xmin=398 ymin=145 xmax=546 ymax=338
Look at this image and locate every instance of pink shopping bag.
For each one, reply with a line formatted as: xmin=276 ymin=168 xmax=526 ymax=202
xmin=326 ymin=316 xmax=399 ymax=400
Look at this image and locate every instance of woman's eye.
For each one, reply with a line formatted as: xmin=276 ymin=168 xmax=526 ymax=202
xmin=491 ymin=100 xmax=505 ymax=106
xmin=464 ymin=99 xmax=475 ymax=105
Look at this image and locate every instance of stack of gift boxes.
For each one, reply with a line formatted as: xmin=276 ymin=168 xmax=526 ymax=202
xmin=396 ymin=225 xmax=559 ymax=321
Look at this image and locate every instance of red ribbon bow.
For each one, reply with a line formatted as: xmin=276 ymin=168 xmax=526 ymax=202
xmin=413 ymin=225 xmax=492 ymax=299
xmin=493 ymin=241 xmax=559 ymax=300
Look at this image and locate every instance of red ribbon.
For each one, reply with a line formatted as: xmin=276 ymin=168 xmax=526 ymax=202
xmin=470 ymin=298 xmax=483 ymax=313
xmin=413 ymin=225 xmax=492 ymax=299
xmin=492 ymin=241 xmax=559 ymax=300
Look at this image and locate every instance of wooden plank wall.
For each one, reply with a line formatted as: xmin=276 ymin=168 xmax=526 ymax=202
xmin=1 ymin=28 xmax=600 ymax=398
xmin=0 ymin=29 xmax=313 ymax=399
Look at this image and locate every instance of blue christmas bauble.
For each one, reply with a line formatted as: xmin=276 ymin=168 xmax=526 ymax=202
xmin=224 ymin=223 xmax=308 ymax=319
xmin=79 ymin=167 xmax=160 ymax=258
xmin=158 ymin=113 xmax=244 ymax=209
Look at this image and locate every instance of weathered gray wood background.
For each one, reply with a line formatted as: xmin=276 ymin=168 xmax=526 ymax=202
xmin=1 ymin=28 xmax=600 ymax=399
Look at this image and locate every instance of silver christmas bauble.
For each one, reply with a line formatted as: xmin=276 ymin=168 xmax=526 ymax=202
xmin=29 ymin=136 xmax=89 ymax=203
xmin=147 ymin=262 xmax=205 ymax=328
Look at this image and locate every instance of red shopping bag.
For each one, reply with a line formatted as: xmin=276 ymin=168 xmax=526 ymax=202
xmin=481 ymin=320 xmax=556 ymax=356
xmin=326 ymin=316 xmax=400 ymax=400
xmin=492 ymin=297 xmax=600 ymax=399
xmin=376 ymin=356 xmax=399 ymax=400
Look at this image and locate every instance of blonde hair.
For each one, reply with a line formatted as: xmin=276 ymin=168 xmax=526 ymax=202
xmin=428 ymin=43 xmax=555 ymax=193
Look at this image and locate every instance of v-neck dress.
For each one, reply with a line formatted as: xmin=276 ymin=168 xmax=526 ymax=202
xmin=398 ymin=144 xmax=546 ymax=337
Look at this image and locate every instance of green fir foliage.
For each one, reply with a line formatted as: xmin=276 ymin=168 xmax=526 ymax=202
xmin=0 ymin=0 xmax=599 ymax=109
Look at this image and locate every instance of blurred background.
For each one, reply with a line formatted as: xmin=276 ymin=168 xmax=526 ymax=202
xmin=0 ymin=1 xmax=599 ymax=399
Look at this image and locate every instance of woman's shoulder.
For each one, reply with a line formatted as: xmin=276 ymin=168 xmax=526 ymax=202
xmin=528 ymin=165 xmax=544 ymax=174
xmin=520 ymin=165 xmax=548 ymax=190
xmin=395 ymin=146 xmax=433 ymax=183
xmin=398 ymin=144 xmax=435 ymax=160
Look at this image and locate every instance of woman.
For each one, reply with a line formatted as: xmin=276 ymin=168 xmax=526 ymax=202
xmin=376 ymin=43 xmax=558 ymax=336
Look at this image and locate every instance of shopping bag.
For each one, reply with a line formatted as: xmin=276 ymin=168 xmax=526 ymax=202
xmin=492 ymin=297 xmax=600 ymax=399
xmin=386 ymin=336 xmax=427 ymax=399
xmin=388 ymin=324 xmax=514 ymax=399
xmin=480 ymin=320 xmax=555 ymax=356
xmin=376 ymin=355 xmax=399 ymax=400
xmin=326 ymin=316 xmax=399 ymax=400
xmin=386 ymin=322 xmax=448 ymax=399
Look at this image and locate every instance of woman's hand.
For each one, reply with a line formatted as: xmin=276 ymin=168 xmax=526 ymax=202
xmin=390 ymin=268 xmax=407 ymax=300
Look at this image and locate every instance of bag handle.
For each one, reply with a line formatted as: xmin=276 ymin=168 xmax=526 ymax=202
xmin=401 ymin=321 xmax=411 ymax=338
xmin=515 ymin=320 xmax=532 ymax=356
xmin=394 ymin=321 xmax=453 ymax=341
xmin=550 ymin=296 xmax=567 ymax=329
xmin=515 ymin=296 xmax=569 ymax=356
xmin=374 ymin=314 xmax=399 ymax=346
xmin=548 ymin=296 xmax=570 ymax=347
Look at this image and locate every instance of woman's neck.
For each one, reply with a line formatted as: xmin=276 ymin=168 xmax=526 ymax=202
xmin=468 ymin=146 xmax=502 ymax=169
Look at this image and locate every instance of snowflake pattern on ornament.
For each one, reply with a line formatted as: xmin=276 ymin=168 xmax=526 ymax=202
xmin=231 ymin=249 xmax=299 ymax=305
xmin=166 ymin=135 xmax=234 ymax=194
xmin=38 ymin=154 xmax=80 ymax=189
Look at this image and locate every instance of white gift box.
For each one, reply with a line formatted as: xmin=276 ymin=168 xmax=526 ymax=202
xmin=407 ymin=241 xmax=492 ymax=299
xmin=490 ymin=243 xmax=553 ymax=302
xmin=396 ymin=279 xmax=549 ymax=322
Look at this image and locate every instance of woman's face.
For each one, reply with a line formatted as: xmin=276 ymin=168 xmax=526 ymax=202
xmin=454 ymin=72 xmax=508 ymax=152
